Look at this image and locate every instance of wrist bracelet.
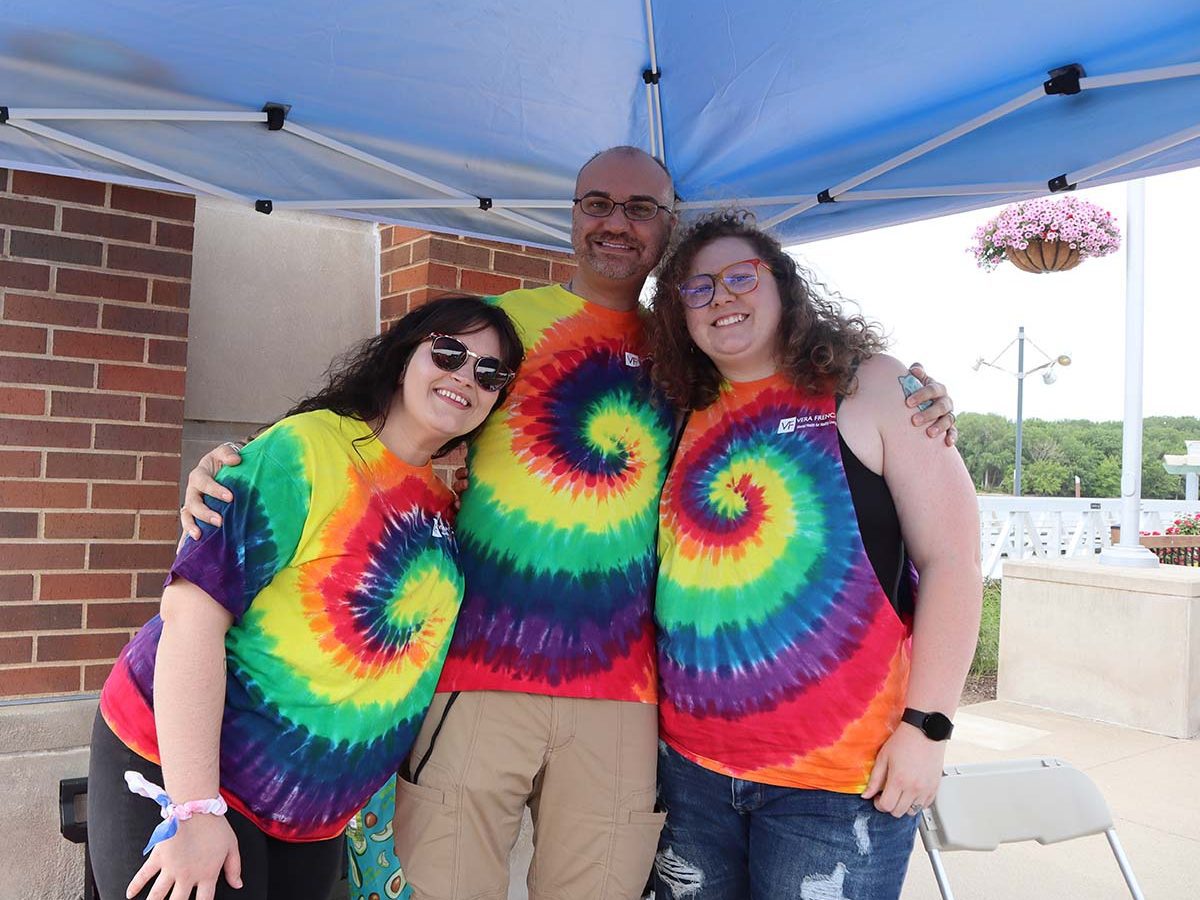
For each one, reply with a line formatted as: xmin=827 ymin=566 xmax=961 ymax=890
xmin=125 ymin=770 xmax=228 ymax=855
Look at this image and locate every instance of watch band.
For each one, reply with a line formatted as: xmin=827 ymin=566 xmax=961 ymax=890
xmin=902 ymin=706 xmax=954 ymax=741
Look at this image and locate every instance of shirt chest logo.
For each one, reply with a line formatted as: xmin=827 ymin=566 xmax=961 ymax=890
xmin=431 ymin=513 xmax=453 ymax=540
xmin=624 ymin=351 xmax=642 ymax=368
xmin=777 ymin=411 xmax=836 ymax=434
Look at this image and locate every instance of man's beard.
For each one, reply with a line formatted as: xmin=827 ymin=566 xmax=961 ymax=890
xmin=573 ymin=230 xmax=667 ymax=281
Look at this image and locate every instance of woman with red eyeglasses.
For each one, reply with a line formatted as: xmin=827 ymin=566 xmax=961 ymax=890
xmin=88 ymin=295 xmax=522 ymax=900
xmin=646 ymin=212 xmax=981 ymax=900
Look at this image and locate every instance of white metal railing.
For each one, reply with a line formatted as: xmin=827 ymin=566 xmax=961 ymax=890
xmin=977 ymin=496 xmax=1200 ymax=579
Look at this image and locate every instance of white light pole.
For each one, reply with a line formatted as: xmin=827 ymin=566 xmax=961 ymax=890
xmin=974 ymin=331 xmax=1072 ymax=496
xmin=1102 ymin=179 xmax=1159 ymax=567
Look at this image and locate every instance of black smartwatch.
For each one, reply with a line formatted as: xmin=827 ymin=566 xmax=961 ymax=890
xmin=901 ymin=707 xmax=954 ymax=741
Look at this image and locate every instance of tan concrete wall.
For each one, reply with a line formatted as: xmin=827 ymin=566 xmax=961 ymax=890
xmin=185 ymin=197 xmax=380 ymax=426
xmin=0 ymin=696 xmax=96 ymax=900
xmin=998 ymin=558 xmax=1200 ymax=737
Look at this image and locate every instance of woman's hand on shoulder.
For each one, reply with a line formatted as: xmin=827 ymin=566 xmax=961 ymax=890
xmin=906 ymin=362 xmax=957 ymax=446
xmin=179 ymin=444 xmax=243 ymax=543
xmin=126 ymin=814 xmax=241 ymax=900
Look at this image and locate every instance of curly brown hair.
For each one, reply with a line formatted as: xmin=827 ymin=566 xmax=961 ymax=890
xmin=647 ymin=210 xmax=886 ymax=410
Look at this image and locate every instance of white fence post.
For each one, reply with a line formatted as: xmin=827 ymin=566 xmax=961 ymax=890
xmin=976 ymin=496 xmax=1200 ymax=579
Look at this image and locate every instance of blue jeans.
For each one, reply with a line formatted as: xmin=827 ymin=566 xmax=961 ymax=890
xmin=653 ymin=743 xmax=917 ymax=900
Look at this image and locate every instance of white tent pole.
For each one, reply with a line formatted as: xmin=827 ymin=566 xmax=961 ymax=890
xmin=5 ymin=108 xmax=268 ymax=123
xmin=1064 ymin=123 xmax=1200 ymax=188
xmin=281 ymin=121 xmax=570 ymax=242
xmin=1080 ymin=61 xmax=1200 ymax=90
xmin=762 ymin=84 xmax=1045 ymax=228
xmin=6 ymin=119 xmax=250 ymax=202
xmin=834 ymin=185 xmax=1045 ymax=201
xmin=678 ymin=184 xmax=1045 ymax=209
xmin=644 ymin=81 xmax=659 ymax=158
xmin=272 ymin=199 xmax=574 ymax=211
xmin=1101 ymin=178 xmax=1158 ymax=568
xmin=642 ymin=0 xmax=666 ymax=163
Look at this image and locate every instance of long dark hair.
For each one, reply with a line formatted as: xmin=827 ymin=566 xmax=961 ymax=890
xmin=282 ymin=295 xmax=524 ymax=457
xmin=648 ymin=210 xmax=886 ymax=410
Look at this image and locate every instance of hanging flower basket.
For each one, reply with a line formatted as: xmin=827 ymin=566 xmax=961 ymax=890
xmin=969 ymin=196 xmax=1121 ymax=273
xmin=1005 ymin=237 xmax=1080 ymax=273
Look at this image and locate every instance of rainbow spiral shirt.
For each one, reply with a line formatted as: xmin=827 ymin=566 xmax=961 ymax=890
xmin=100 ymin=410 xmax=462 ymax=841
xmin=656 ymin=375 xmax=913 ymax=792
xmin=438 ymin=285 xmax=673 ymax=702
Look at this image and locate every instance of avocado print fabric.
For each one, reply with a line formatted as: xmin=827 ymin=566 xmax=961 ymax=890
xmin=100 ymin=410 xmax=462 ymax=841
xmin=656 ymin=375 xmax=913 ymax=792
xmin=346 ymin=778 xmax=412 ymax=900
xmin=437 ymin=285 xmax=673 ymax=702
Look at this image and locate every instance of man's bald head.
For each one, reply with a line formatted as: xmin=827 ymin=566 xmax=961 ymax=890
xmin=575 ymin=146 xmax=675 ymax=206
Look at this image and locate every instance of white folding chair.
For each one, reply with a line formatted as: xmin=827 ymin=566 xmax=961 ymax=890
xmin=917 ymin=757 xmax=1144 ymax=900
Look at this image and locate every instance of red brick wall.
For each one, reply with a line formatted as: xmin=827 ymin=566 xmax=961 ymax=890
xmin=380 ymin=227 xmax=576 ymax=327
xmin=379 ymin=226 xmax=577 ymax=483
xmin=0 ymin=170 xmax=194 ymax=699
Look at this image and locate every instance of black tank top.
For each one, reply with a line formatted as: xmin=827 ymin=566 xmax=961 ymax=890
xmin=838 ymin=430 xmax=915 ymax=622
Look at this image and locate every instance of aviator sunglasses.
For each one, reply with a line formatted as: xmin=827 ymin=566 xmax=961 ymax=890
xmin=677 ymin=258 xmax=772 ymax=309
xmin=428 ymin=333 xmax=515 ymax=392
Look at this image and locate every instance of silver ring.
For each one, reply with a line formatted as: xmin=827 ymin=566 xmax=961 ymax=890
xmin=909 ymin=802 xmax=923 ymax=814
xmin=220 ymin=441 xmax=243 ymax=453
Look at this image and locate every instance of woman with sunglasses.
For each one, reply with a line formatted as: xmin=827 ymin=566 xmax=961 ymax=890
xmin=88 ymin=295 xmax=522 ymax=900
xmin=646 ymin=212 xmax=981 ymax=900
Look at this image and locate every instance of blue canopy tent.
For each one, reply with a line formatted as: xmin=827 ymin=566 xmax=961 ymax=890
xmin=2 ymin=1 xmax=1199 ymax=250
xmin=2 ymin=1 xmax=1197 ymax=565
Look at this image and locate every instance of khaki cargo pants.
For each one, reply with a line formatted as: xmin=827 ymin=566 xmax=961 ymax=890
xmin=393 ymin=690 xmax=664 ymax=900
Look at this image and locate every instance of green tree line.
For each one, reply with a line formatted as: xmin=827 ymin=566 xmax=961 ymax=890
xmin=955 ymin=413 xmax=1200 ymax=498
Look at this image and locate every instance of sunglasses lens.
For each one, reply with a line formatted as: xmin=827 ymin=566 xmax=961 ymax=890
xmin=430 ymin=336 xmax=468 ymax=372
xmin=473 ymin=358 xmax=512 ymax=392
xmin=678 ymin=275 xmax=715 ymax=308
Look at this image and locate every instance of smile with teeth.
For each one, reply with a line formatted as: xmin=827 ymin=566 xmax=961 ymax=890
xmin=713 ymin=313 xmax=749 ymax=327
xmin=595 ymin=239 xmax=636 ymax=252
xmin=435 ymin=387 xmax=470 ymax=408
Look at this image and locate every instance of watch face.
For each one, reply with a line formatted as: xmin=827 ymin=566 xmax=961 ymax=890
xmin=924 ymin=712 xmax=954 ymax=741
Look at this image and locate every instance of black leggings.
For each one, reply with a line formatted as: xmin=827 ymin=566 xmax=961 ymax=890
xmin=87 ymin=713 xmax=344 ymax=900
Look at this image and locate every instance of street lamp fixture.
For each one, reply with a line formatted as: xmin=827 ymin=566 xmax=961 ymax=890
xmin=973 ymin=327 xmax=1071 ymax=496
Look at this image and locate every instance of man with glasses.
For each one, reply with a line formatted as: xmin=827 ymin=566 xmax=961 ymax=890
xmin=180 ymin=146 xmax=954 ymax=900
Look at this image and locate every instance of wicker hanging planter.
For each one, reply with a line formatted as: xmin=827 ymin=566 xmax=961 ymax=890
xmin=970 ymin=197 xmax=1120 ymax=273
xmin=1004 ymin=238 xmax=1081 ymax=273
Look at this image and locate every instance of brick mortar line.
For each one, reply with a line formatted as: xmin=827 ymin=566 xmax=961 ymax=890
xmin=1 ymin=201 xmax=195 ymax=227
xmin=2 ymin=190 xmax=197 ymax=225
xmin=3 ymin=248 xmax=195 ymax=267
xmin=0 ymin=379 xmax=187 ymax=391
xmin=0 ymin=533 xmax=176 ymax=539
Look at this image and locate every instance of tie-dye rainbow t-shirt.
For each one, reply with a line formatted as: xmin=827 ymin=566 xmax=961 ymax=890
xmin=100 ymin=410 xmax=462 ymax=841
xmin=437 ymin=285 xmax=673 ymax=702
xmin=656 ymin=375 xmax=913 ymax=792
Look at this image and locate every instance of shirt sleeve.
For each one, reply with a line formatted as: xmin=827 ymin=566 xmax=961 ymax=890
xmin=166 ymin=427 xmax=310 ymax=621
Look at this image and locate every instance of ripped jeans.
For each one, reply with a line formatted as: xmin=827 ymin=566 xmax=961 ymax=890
xmin=652 ymin=743 xmax=917 ymax=900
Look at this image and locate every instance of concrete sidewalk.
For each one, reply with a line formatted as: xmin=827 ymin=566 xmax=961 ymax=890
xmin=901 ymin=701 xmax=1199 ymax=899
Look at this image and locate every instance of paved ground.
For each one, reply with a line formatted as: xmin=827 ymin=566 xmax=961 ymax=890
xmin=901 ymin=700 xmax=1198 ymax=899
xmin=501 ymin=700 xmax=1197 ymax=899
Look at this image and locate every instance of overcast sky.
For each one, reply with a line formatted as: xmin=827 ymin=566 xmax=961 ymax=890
xmin=793 ymin=168 xmax=1199 ymax=424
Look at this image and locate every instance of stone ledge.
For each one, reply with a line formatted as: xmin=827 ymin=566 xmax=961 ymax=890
xmin=0 ymin=694 xmax=98 ymax=755
xmin=1002 ymin=558 xmax=1200 ymax=597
